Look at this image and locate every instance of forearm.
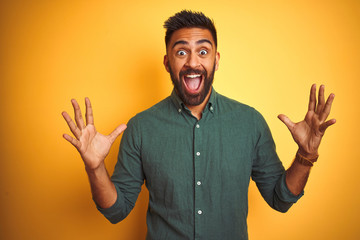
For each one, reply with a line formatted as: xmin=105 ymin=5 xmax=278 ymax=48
xmin=86 ymin=163 xmax=117 ymax=209
xmin=285 ymin=151 xmax=317 ymax=196
xmin=286 ymin=161 xmax=311 ymax=196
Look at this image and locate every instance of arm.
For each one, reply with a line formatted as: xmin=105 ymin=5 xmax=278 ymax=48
xmin=62 ymin=98 xmax=127 ymax=208
xmin=278 ymin=84 xmax=336 ymax=195
xmin=251 ymin=110 xmax=299 ymax=213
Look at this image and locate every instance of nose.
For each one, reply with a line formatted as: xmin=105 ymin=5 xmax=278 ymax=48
xmin=186 ymin=52 xmax=201 ymax=69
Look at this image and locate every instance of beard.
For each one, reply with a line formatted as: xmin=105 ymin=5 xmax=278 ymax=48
xmin=169 ymin=62 xmax=216 ymax=106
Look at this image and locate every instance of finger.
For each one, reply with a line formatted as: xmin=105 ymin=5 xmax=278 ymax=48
xmin=319 ymin=119 xmax=336 ymax=133
xmin=316 ymin=85 xmax=325 ymax=114
xmin=308 ymin=84 xmax=317 ymax=112
xmin=319 ymin=93 xmax=335 ymax=122
xmin=108 ymin=124 xmax=127 ymax=143
xmin=62 ymin=111 xmax=82 ymax=139
xmin=71 ymin=99 xmax=86 ymax=130
xmin=63 ymin=133 xmax=81 ymax=150
xmin=85 ymin=97 xmax=94 ymax=125
xmin=278 ymin=114 xmax=295 ymax=131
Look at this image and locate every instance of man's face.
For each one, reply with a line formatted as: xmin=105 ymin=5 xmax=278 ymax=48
xmin=164 ymin=28 xmax=220 ymax=106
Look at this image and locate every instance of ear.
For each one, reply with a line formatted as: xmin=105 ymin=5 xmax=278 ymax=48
xmin=215 ymin=52 xmax=220 ymax=71
xmin=163 ymin=55 xmax=170 ymax=73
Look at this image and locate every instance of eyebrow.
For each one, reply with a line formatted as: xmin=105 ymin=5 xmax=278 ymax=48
xmin=172 ymin=39 xmax=213 ymax=49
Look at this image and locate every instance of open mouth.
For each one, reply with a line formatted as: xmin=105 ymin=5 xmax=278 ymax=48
xmin=183 ymin=74 xmax=203 ymax=94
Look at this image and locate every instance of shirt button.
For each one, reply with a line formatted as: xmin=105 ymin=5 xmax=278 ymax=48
xmin=197 ymin=181 xmax=202 ymax=186
xmin=178 ymin=109 xmax=182 ymax=113
xmin=196 ymin=152 xmax=200 ymax=156
xmin=197 ymin=210 xmax=203 ymax=215
xmin=209 ymin=106 xmax=214 ymax=111
xmin=196 ymin=124 xmax=200 ymax=128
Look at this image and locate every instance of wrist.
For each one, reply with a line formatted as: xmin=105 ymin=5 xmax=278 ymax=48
xmin=85 ymin=162 xmax=107 ymax=175
xmin=295 ymin=151 xmax=319 ymax=167
xmin=297 ymin=148 xmax=318 ymax=159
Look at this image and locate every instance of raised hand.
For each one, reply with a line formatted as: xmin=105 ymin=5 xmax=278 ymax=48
xmin=278 ymin=84 xmax=336 ymax=158
xmin=62 ymin=98 xmax=127 ymax=170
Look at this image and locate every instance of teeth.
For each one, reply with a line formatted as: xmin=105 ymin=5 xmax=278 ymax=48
xmin=186 ymin=74 xmax=201 ymax=78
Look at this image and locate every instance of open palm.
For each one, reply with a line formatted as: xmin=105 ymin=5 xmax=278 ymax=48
xmin=62 ymin=98 xmax=126 ymax=170
xmin=278 ymin=84 xmax=336 ymax=158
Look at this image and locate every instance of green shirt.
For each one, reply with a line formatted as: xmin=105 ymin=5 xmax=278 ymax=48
xmin=98 ymin=88 xmax=303 ymax=240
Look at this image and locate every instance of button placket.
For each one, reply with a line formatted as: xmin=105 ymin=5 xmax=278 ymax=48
xmin=193 ymin=120 xmax=203 ymax=238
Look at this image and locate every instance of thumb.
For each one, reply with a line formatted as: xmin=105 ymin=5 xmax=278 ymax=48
xmin=319 ymin=118 xmax=336 ymax=133
xmin=278 ymin=114 xmax=295 ymax=131
xmin=108 ymin=124 xmax=127 ymax=143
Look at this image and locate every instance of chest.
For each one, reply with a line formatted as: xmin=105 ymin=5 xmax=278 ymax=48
xmin=140 ymin=115 xmax=256 ymax=190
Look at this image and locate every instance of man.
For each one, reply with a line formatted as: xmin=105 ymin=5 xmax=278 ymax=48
xmin=62 ymin=10 xmax=335 ymax=240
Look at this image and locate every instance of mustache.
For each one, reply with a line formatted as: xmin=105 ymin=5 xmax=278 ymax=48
xmin=180 ymin=68 xmax=207 ymax=78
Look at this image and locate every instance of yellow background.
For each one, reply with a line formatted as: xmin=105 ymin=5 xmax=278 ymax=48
xmin=1 ymin=0 xmax=359 ymax=239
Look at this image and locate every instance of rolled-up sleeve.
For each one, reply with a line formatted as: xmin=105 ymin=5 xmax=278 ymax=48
xmin=251 ymin=111 xmax=303 ymax=213
xmin=96 ymin=117 xmax=144 ymax=223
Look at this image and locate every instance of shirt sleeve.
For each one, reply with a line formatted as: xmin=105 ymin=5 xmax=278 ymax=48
xmin=96 ymin=117 xmax=144 ymax=223
xmin=251 ymin=110 xmax=303 ymax=213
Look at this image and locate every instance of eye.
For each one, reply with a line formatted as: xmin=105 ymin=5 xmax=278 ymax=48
xmin=177 ymin=50 xmax=187 ymax=56
xmin=199 ymin=49 xmax=208 ymax=55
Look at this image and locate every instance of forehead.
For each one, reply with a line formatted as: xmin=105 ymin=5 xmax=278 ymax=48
xmin=168 ymin=28 xmax=215 ymax=49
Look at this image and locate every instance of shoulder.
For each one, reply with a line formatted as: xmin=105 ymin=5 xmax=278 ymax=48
xmin=126 ymin=96 xmax=174 ymax=127
xmin=215 ymin=92 xmax=261 ymax=118
xmin=214 ymin=92 xmax=269 ymax=134
xmin=121 ymin=96 xmax=174 ymax=144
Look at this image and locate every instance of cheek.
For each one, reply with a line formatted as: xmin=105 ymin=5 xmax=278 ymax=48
xmin=171 ymin=60 xmax=185 ymax=73
xmin=203 ymin=61 xmax=215 ymax=72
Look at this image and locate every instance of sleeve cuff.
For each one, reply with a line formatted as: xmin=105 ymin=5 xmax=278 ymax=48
xmin=95 ymin=186 xmax=124 ymax=222
xmin=275 ymin=173 xmax=304 ymax=203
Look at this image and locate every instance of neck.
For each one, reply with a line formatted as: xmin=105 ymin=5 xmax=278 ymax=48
xmin=186 ymin=88 xmax=212 ymax=120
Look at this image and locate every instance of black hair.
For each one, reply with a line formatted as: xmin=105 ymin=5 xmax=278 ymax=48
xmin=163 ymin=10 xmax=217 ymax=49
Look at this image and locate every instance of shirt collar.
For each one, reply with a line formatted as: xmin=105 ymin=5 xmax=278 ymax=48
xmin=170 ymin=87 xmax=217 ymax=114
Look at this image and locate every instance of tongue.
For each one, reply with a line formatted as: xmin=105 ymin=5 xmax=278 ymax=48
xmin=185 ymin=77 xmax=201 ymax=90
